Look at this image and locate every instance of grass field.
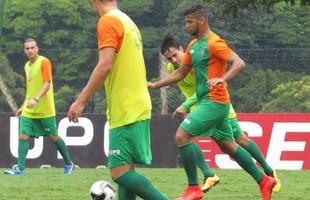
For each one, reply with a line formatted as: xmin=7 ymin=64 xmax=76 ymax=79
xmin=0 ymin=168 xmax=309 ymax=200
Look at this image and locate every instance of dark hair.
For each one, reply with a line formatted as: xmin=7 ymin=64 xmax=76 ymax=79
xmin=160 ymin=35 xmax=180 ymax=55
xmin=182 ymin=4 xmax=207 ymax=19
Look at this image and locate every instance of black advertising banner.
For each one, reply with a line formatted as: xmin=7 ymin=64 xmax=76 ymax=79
xmin=0 ymin=114 xmax=179 ymax=168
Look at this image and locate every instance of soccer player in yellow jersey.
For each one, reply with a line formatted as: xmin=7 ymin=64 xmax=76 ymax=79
xmin=161 ymin=35 xmax=281 ymax=193
xmin=68 ymin=1 xmax=168 ymax=199
xmin=4 ymin=38 xmax=74 ymax=175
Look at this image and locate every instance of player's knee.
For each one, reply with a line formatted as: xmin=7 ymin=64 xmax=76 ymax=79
xmin=236 ymin=135 xmax=249 ymax=147
xmin=110 ymin=164 xmax=133 ymax=180
xmin=19 ymin=134 xmax=29 ymax=140
xmin=50 ymin=135 xmax=60 ymax=142
xmin=175 ymin=128 xmax=191 ymax=146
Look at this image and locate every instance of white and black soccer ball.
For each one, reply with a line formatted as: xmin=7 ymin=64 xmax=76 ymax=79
xmin=90 ymin=180 xmax=116 ymax=200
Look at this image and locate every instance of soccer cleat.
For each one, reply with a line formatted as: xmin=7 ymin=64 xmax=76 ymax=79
xmin=175 ymin=185 xmax=204 ymax=200
xmin=271 ymin=169 xmax=281 ymax=192
xmin=201 ymin=174 xmax=220 ymax=193
xmin=64 ymin=163 xmax=74 ymax=174
xmin=4 ymin=166 xmax=25 ymax=175
xmin=259 ymin=175 xmax=275 ymax=200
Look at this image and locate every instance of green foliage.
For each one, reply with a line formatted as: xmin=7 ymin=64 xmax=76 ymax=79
xmin=54 ymin=86 xmax=76 ymax=112
xmin=140 ymin=26 xmax=163 ymax=48
xmin=261 ymin=76 xmax=310 ymax=112
xmin=0 ymin=0 xmax=309 ymax=113
xmin=230 ymin=67 xmax=304 ymax=112
xmin=2 ymin=0 xmax=96 ymax=50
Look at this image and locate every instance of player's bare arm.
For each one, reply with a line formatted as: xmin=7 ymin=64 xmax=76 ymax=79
xmin=208 ymin=53 xmax=245 ymax=88
xmin=68 ymin=47 xmax=115 ymax=122
xmin=27 ymin=81 xmax=50 ymax=108
xmin=148 ymin=64 xmax=192 ymax=89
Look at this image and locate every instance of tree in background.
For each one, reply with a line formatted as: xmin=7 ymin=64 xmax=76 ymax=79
xmin=261 ymin=76 xmax=310 ymax=112
xmin=230 ymin=68 xmax=304 ymax=112
xmin=0 ymin=0 xmax=309 ymax=113
xmin=0 ymin=52 xmax=24 ymax=112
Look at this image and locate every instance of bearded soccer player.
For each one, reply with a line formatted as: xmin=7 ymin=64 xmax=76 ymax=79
xmin=149 ymin=5 xmax=276 ymax=200
xmin=4 ymin=38 xmax=74 ymax=175
xmin=67 ymin=0 xmax=168 ymax=199
xmin=161 ymin=35 xmax=281 ymax=194
xmin=160 ymin=35 xmax=220 ymax=192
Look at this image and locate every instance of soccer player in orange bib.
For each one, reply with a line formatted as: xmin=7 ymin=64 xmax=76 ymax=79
xmin=149 ymin=5 xmax=276 ymax=200
xmin=161 ymin=35 xmax=281 ymax=194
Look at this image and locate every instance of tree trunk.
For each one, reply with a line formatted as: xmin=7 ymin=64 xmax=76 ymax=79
xmin=0 ymin=69 xmax=18 ymax=112
xmin=159 ymin=53 xmax=168 ymax=115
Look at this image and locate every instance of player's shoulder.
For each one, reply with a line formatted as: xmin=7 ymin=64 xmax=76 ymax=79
xmin=207 ymin=32 xmax=230 ymax=52
xmin=39 ymin=55 xmax=50 ymax=63
xmin=38 ymin=56 xmax=52 ymax=67
xmin=208 ymin=32 xmax=224 ymax=44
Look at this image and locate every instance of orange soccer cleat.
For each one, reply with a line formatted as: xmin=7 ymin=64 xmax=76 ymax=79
xmin=174 ymin=185 xmax=204 ymax=200
xmin=259 ymin=175 xmax=276 ymax=200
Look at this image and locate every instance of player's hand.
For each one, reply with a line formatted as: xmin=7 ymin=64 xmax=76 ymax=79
xmin=147 ymin=82 xmax=156 ymax=89
xmin=15 ymin=107 xmax=23 ymax=117
xmin=26 ymin=99 xmax=37 ymax=108
xmin=172 ymin=106 xmax=188 ymax=119
xmin=207 ymin=78 xmax=225 ymax=89
xmin=68 ymin=101 xmax=85 ymax=123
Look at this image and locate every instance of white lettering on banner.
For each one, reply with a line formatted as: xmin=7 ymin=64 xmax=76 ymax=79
xmin=57 ymin=117 xmax=94 ymax=159
xmin=215 ymin=122 xmax=262 ymax=169
xmin=10 ymin=117 xmax=43 ymax=159
xmin=103 ymin=122 xmax=109 ymax=157
xmin=267 ymin=123 xmax=309 ymax=170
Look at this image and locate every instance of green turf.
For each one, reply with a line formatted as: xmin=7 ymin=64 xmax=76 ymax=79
xmin=0 ymin=168 xmax=309 ymax=200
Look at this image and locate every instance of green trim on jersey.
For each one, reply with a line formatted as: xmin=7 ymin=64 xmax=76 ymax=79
xmin=188 ymin=37 xmax=210 ymax=102
xmin=21 ymin=56 xmax=55 ymax=118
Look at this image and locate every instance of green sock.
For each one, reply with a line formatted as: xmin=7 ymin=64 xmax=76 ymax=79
xmin=54 ymin=138 xmax=71 ymax=165
xmin=192 ymin=142 xmax=214 ymax=177
xmin=232 ymin=145 xmax=264 ymax=183
xmin=179 ymin=142 xmax=198 ymax=185
xmin=243 ymin=140 xmax=273 ymax=176
xmin=118 ymin=185 xmax=136 ymax=200
xmin=18 ymin=139 xmax=29 ymax=170
xmin=114 ymin=170 xmax=168 ymax=200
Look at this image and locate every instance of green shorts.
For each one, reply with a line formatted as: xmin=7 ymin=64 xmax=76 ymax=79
xmin=180 ymin=100 xmax=234 ymax=141
xmin=108 ymin=119 xmax=152 ymax=169
xmin=230 ymin=117 xmax=243 ymax=139
xmin=20 ymin=116 xmax=58 ymax=138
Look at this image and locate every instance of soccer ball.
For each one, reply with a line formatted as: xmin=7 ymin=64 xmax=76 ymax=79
xmin=90 ymin=180 xmax=116 ymax=200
